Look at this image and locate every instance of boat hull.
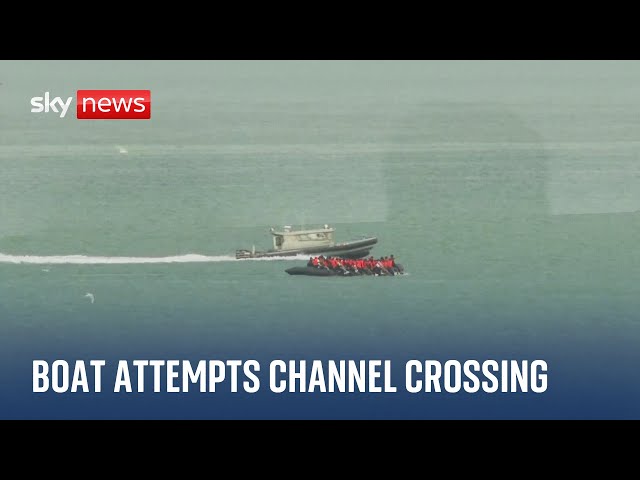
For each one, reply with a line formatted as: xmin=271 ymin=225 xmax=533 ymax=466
xmin=285 ymin=266 xmax=338 ymax=276
xmin=236 ymin=236 xmax=377 ymax=260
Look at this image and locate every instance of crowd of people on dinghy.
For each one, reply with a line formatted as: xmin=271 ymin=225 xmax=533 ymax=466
xmin=306 ymin=255 xmax=403 ymax=276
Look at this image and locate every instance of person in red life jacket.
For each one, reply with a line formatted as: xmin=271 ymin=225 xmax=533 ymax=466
xmin=312 ymin=256 xmax=320 ymax=267
xmin=355 ymin=259 xmax=364 ymax=274
xmin=383 ymin=257 xmax=394 ymax=273
xmin=340 ymin=258 xmax=348 ymax=274
xmin=389 ymin=254 xmax=402 ymax=274
xmin=371 ymin=257 xmax=382 ymax=275
xmin=318 ymin=256 xmax=330 ymax=270
xmin=368 ymin=259 xmax=375 ymax=274
xmin=373 ymin=257 xmax=391 ymax=276
xmin=362 ymin=258 xmax=373 ymax=274
xmin=343 ymin=258 xmax=352 ymax=273
xmin=345 ymin=258 xmax=357 ymax=274
xmin=382 ymin=257 xmax=393 ymax=275
xmin=358 ymin=258 xmax=372 ymax=275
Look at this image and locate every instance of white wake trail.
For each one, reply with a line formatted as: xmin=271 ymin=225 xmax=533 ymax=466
xmin=0 ymin=253 xmax=310 ymax=265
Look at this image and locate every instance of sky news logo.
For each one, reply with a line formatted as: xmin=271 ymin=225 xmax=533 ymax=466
xmin=30 ymin=90 xmax=151 ymax=119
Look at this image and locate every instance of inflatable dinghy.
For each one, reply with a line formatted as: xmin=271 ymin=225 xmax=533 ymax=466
xmin=285 ymin=264 xmax=404 ymax=277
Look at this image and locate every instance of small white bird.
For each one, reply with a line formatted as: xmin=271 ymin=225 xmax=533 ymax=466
xmin=84 ymin=292 xmax=95 ymax=304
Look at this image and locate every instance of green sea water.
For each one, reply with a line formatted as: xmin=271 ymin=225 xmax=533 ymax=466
xmin=1 ymin=60 xmax=640 ymax=418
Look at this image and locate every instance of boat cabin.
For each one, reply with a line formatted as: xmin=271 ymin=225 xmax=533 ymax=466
xmin=269 ymin=225 xmax=335 ymax=251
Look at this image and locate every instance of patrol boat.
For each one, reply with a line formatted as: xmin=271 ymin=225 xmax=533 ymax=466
xmin=235 ymin=224 xmax=377 ymax=259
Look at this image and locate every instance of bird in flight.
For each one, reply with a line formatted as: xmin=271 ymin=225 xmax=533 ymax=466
xmin=85 ymin=292 xmax=95 ymax=304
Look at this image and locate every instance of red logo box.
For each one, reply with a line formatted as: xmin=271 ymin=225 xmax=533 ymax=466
xmin=76 ymin=90 xmax=151 ymax=120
